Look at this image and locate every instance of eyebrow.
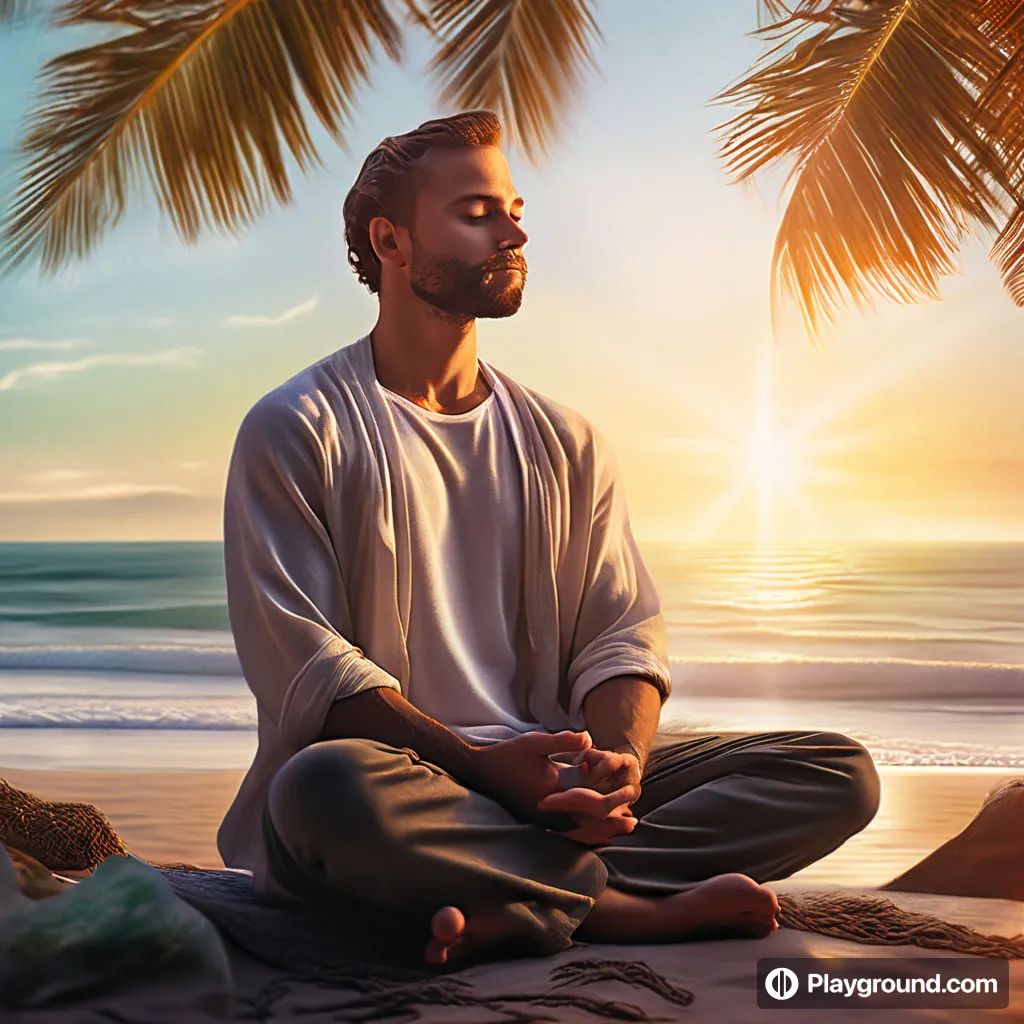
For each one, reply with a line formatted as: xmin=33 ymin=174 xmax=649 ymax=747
xmin=450 ymin=193 xmax=525 ymax=208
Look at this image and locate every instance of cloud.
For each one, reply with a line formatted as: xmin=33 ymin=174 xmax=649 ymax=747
xmin=0 ymin=483 xmax=194 ymax=504
xmin=30 ymin=470 xmax=94 ymax=485
xmin=0 ymin=489 xmax=222 ymax=541
xmin=146 ymin=317 xmax=175 ymax=328
xmin=224 ymin=293 xmax=318 ymax=327
xmin=0 ymin=338 xmax=85 ymax=352
xmin=0 ymin=346 xmax=203 ymax=392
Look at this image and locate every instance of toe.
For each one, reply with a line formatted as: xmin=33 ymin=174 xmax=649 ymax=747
xmin=425 ymin=906 xmax=465 ymax=966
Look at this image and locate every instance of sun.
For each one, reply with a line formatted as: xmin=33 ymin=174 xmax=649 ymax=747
xmin=745 ymin=414 xmax=813 ymax=543
xmin=748 ymin=426 xmax=804 ymax=496
xmin=679 ymin=342 xmax=853 ymax=545
xmin=659 ymin=327 xmax=950 ymax=545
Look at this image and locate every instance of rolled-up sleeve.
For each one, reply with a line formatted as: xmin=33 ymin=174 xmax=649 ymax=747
xmin=224 ymin=396 xmax=401 ymax=752
xmin=565 ymin=433 xmax=672 ymax=725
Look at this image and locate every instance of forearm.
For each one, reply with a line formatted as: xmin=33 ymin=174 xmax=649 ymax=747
xmin=581 ymin=674 xmax=663 ymax=773
xmin=318 ymin=686 xmax=479 ymax=784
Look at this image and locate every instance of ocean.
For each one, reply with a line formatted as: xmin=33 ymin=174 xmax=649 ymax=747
xmin=0 ymin=541 xmax=1020 ymax=771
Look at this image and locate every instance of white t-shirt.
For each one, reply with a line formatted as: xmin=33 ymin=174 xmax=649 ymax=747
xmin=218 ymin=335 xmax=672 ymax=883
xmin=377 ymin=366 xmax=544 ymax=745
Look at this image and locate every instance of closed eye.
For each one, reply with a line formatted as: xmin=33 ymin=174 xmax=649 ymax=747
xmin=464 ymin=211 xmax=524 ymax=223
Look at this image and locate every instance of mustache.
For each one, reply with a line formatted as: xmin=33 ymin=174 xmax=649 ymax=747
xmin=482 ymin=254 xmax=528 ymax=274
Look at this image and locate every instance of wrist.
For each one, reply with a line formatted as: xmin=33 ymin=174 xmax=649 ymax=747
xmin=456 ymin=743 xmax=490 ymax=789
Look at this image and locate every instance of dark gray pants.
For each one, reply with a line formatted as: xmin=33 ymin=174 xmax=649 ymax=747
xmin=263 ymin=729 xmax=880 ymax=957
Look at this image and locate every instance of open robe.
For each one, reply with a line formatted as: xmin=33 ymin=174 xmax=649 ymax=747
xmin=216 ymin=335 xmax=672 ymax=891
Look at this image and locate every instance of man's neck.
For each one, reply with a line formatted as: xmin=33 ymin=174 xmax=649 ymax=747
xmin=369 ymin=315 xmax=492 ymax=415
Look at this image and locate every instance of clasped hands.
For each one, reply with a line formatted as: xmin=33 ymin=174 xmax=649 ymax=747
xmin=471 ymin=730 xmax=643 ymax=847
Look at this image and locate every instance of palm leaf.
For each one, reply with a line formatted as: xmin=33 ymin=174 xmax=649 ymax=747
xmin=717 ymin=0 xmax=1015 ymax=337
xmin=425 ymin=0 xmax=601 ymax=159
xmin=991 ymin=209 xmax=1024 ymax=303
xmin=758 ymin=1 xmax=796 ymax=26
xmin=0 ymin=0 xmax=407 ymax=275
xmin=970 ymin=0 xmax=1024 ymax=303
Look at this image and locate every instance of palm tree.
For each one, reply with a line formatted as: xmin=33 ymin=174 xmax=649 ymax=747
xmin=2 ymin=1 xmax=1023 ymax=340
xmin=0 ymin=0 xmax=600 ymax=275
xmin=717 ymin=0 xmax=1024 ymax=336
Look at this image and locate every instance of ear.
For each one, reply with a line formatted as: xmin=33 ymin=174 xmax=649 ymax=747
xmin=368 ymin=216 xmax=409 ymax=272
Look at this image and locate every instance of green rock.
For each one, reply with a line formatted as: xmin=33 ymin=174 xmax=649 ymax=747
xmin=0 ymin=846 xmax=234 ymax=1011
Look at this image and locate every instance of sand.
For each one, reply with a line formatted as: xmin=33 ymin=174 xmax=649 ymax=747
xmin=0 ymin=763 xmax=1014 ymax=886
xmin=3 ymin=763 xmax=1022 ymax=1023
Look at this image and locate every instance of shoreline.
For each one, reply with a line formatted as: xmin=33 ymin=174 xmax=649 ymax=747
xmin=1 ymin=764 xmax=1016 ymax=886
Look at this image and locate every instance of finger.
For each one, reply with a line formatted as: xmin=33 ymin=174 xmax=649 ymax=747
xmin=592 ymin=814 xmax=638 ymax=842
xmin=533 ymin=730 xmax=592 ymax=755
xmin=590 ymin=774 xmax=626 ymax=797
xmin=540 ymin=782 xmax=626 ymax=815
xmin=562 ymin=813 xmax=636 ymax=846
xmin=596 ymin=783 xmax=639 ymax=813
xmin=581 ymin=745 xmax=610 ymax=770
xmin=585 ymin=756 xmax=624 ymax=785
xmin=538 ymin=784 xmax=638 ymax=817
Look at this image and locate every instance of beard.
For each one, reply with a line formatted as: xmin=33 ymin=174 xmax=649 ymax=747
xmin=408 ymin=239 xmax=527 ymax=320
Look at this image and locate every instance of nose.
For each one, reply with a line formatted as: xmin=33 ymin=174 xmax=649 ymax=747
xmin=500 ymin=215 xmax=528 ymax=250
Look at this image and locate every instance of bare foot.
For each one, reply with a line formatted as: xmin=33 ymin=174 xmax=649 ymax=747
xmin=424 ymin=906 xmax=466 ymax=966
xmin=883 ymin=777 xmax=1024 ymax=901
xmin=575 ymin=873 xmax=780 ymax=944
xmin=423 ymin=873 xmax=780 ymax=965
xmin=423 ymin=905 xmax=522 ymax=966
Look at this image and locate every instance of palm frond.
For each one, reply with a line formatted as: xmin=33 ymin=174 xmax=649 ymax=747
xmin=0 ymin=0 xmax=404 ymax=276
xmin=992 ymin=208 xmax=1024 ymax=303
xmin=717 ymin=0 xmax=1015 ymax=337
xmin=425 ymin=0 xmax=601 ymax=159
xmin=401 ymin=0 xmax=435 ymax=32
xmin=970 ymin=1 xmax=1024 ymax=302
xmin=757 ymin=1 xmax=795 ymax=27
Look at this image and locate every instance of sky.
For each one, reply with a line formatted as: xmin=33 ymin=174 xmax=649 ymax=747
xmin=0 ymin=3 xmax=1022 ymax=545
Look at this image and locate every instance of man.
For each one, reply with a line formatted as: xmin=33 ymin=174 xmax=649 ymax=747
xmin=217 ymin=110 xmax=880 ymax=968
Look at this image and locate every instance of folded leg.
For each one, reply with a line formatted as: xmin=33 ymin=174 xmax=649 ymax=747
xmin=263 ymin=737 xmax=608 ymax=957
xmin=597 ymin=730 xmax=881 ymax=895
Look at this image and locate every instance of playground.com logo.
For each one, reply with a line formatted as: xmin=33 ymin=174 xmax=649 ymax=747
xmin=757 ymin=958 xmax=1008 ymax=1010
xmin=763 ymin=966 xmax=799 ymax=1001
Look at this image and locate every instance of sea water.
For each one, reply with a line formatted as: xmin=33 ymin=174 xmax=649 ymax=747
xmin=0 ymin=541 xmax=1020 ymax=770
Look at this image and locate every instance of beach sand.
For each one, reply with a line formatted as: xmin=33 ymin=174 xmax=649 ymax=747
xmin=3 ymin=763 xmax=1022 ymax=1023
xmin=0 ymin=763 xmax=1014 ymax=885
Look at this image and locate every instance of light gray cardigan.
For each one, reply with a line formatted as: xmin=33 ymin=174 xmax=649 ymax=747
xmin=216 ymin=335 xmax=672 ymax=888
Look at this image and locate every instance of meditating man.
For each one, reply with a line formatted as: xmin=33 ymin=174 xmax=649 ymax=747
xmin=216 ymin=110 xmax=881 ymax=967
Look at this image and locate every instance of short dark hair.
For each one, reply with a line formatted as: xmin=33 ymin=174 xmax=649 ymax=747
xmin=342 ymin=111 xmax=504 ymax=295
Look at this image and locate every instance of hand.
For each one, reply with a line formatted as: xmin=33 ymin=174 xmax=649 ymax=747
xmin=532 ymin=745 xmax=644 ymax=847
xmin=579 ymin=747 xmax=643 ymax=806
xmin=467 ymin=730 xmax=593 ymax=825
xmin=536 ymin=783 xmax=639 ymax=846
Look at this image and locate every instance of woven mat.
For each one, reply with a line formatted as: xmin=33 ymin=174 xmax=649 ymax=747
xmin=157 ymin=866 xmax=438 ymax=978
xmin=5 ymin=774 xmax=1024 ymax=971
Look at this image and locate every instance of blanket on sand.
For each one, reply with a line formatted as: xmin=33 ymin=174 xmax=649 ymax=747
xmin=2 ymin=777 xmax=1023 ymax=1020
xmin=5 ymin=863 xmax=1024 ymax=1023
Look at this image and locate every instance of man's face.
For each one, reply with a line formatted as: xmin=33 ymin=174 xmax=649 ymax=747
xmin=403 ymin=145 xmax=528 ymax=319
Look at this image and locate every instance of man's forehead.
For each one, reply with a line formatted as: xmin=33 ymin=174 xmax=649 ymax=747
xmin=418 ymin=146 xmax=519 ymax=201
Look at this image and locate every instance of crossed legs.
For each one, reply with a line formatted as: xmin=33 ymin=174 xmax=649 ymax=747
xmin=263 ymin=729 xmax=880 ymax=965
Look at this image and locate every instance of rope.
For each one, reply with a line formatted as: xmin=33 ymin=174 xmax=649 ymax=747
xmin=778 ymin=890 xmax=1024 ymax=958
